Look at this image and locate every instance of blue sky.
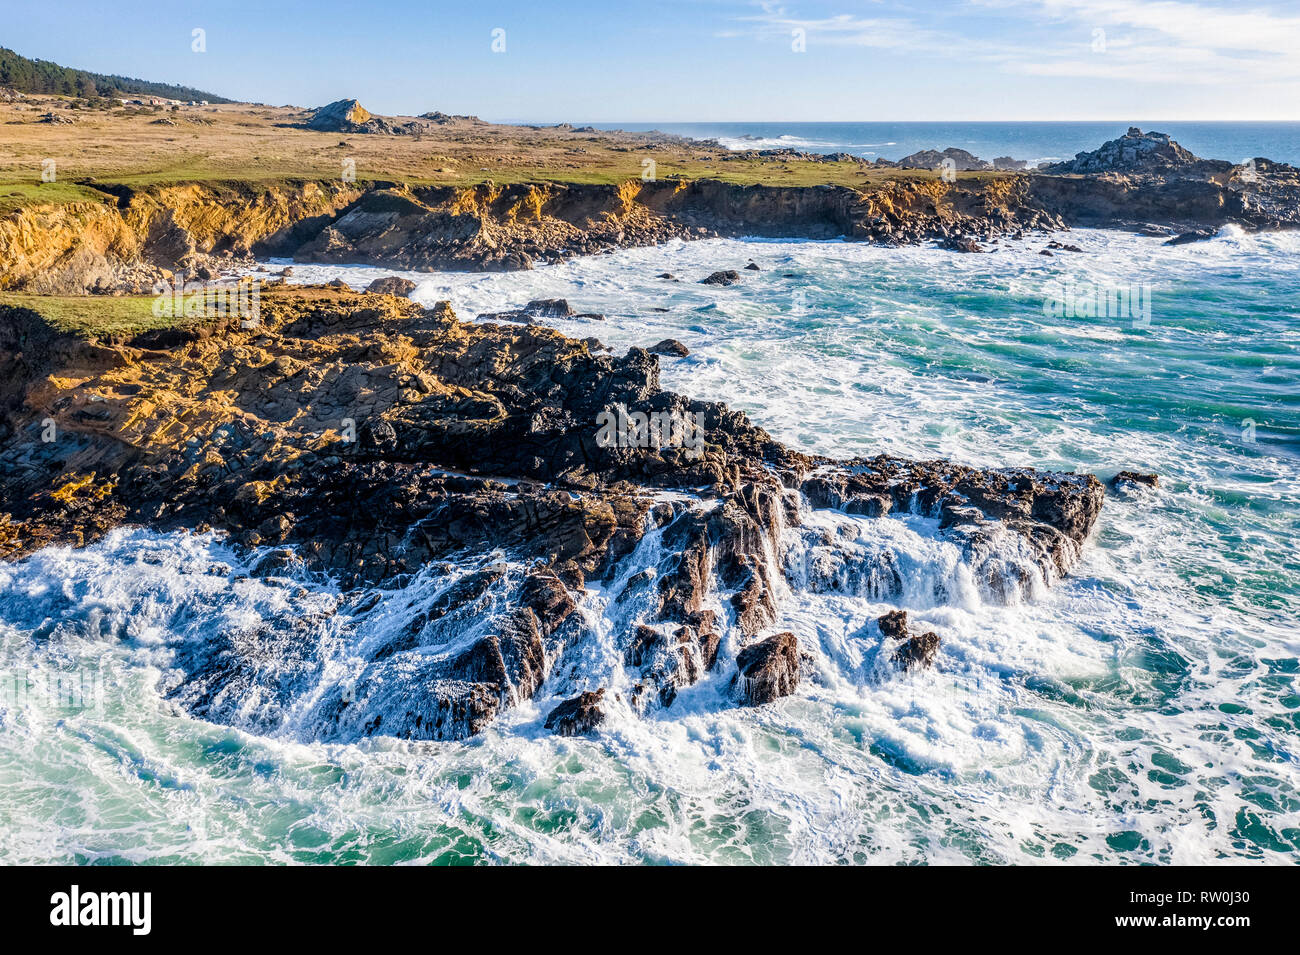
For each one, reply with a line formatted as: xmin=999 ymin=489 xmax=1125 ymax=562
xmin=6 ymin=0 xmax=1300 ymax=121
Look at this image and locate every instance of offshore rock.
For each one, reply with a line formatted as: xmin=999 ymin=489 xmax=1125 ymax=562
xmin=877 ymin=610 xmax=941 ymax=670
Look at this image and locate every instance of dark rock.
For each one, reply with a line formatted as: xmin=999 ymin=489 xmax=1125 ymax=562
xmin=700 ymin=270 xmax=741 ymax=286
xmin=1041 ymin=128 xmax=1202 ymax=175
xmin=544 ymin=689 xmax=606 ymax=736
xmin=1164 ymin=228 xmax=1218 ymax=246
xmin=877 ymin=609 xmax=910 ymax=641
xmin=1111 ymin=470 xmax=1159 ymax=489
xmin=744 ymin=262 xmax=761 ymax=270
xmin=477 ymin=298 xmax=604 ymax=323
xmin=895 ymin=630 xmax=940 ymax=670
xmin=736 ymin=632 xmax=799 ymax=705
xmin=941 ymin=236 xmax=986 ymax=253
xmin=647 ymin=338 xmax=689 ymax=357
xmin=877 ymin=610 xmax=941 ymax=671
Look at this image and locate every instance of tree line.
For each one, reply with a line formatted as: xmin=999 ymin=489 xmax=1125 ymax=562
xmin=0 ymin=47 xmax=231 ymax=103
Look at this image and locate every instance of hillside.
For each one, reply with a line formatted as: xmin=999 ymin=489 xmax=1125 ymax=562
xmin=0 ymin=46 xmax=232 ymax=103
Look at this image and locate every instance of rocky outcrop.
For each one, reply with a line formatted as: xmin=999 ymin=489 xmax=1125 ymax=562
xmin=700 ymin=270 xmax=741 ymax=286
xmin=1111 ymin=470 xmax=1159 ymax=490
xmin=877 ymin=610 xmax=940 ymax=670
xmin=647 ymin=339 xmax=689 ymax=357
xmin=544 ymin=689 xmax=607 ymax=736
xmin=1028 ymin=130 xmax=1300 ymax=234
xmin=1041 ymin=128 xmax=1201 ymax=175
xmin=307 ymin=98 xmax=373 ymax=131
xmin=364 ymin=275 xmax=416 ymax=296
xmin=735 ymin=632 xmax=800 ymax=704
xmin=476 ymin=298 xmax=604 ymax=323
xmin=896 ymin=148 xmax=990 ymax=172
xmin=0 ymin=287 xmax=1106 ymax=740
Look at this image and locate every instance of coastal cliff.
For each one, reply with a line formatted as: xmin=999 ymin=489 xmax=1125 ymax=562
xmin=2 ymin=131 xmax=1295 ymax=294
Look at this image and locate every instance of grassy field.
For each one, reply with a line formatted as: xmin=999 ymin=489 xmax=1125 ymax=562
xmin=0 ymin=288 xmax=258 ymax=338
xmin=0 ymin=95 xmax=996 ymax=208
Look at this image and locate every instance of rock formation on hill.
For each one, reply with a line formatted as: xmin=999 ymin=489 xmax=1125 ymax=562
xmin=305 ymin=98 xmax=439 ymax=136
xmin=1041 ymin=128 xmax=1201 ymax=174
xmin=0 ymin=287 xmax=1105 ymax=740
xmin=895 ymin=147 xmax=992 ymax=171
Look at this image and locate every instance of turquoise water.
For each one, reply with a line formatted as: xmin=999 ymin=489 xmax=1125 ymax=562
xmin=592 ymin=121 xmax=1300 ymax=166
xmin=1 ymin=228 xmax=1297 ymax=863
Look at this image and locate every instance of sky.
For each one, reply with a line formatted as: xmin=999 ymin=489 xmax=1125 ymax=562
xmin=5 ymin=0 xmax=1300 ymax=121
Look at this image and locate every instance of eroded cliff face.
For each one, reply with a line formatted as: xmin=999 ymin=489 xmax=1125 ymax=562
xmin=3 ymin=158 xmax=1294 ymax=296
xmin=0 ymin=174 xmax=1071 ymax=291
xmin=0 ymin=179 xmax=361 ymax=293
xmin=0 ymin=288 xmax=1105 ymax=740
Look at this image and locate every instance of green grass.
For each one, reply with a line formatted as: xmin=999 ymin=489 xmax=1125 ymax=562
xmin=0 ymin=180 xmax=111 ymax=215
xmin=0 ymin=291 xmax=211 ymax=338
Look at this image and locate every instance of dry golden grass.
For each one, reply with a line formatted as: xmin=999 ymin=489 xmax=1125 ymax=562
xmin=0 ymin=94 xmax=998 ymax=210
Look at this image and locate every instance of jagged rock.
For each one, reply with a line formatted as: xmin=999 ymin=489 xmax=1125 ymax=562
xmin=700 ymin=270 xmax=741 ymax=286
xmin=744 ymin=262 xmax=761 ymax=270
xmin=895 ymin=630 xmax=940 ymax=670
xmin=307 ymin=99 xmax=373 ymax=130
xmin=1041 ymin=128 xmax=1201 ymax=175
xmin=477 ymin=298 xmax=603 ymax=323
xmin=365 ymin=276 xmax=417 ymax=297
xmin=1111 ymin=470 xmax=1159 ymax=489
xmin=877 ymin=610 xmax=941 ymax=671
xmin=941 ymin=236 xmax=986 ymax=253
xmin=544 ymin=688 xmax=606 ymax=736
xmin=736 ymin=632 xmax=800 ymax=705
xmin=896 ymin=147 xmax=991 ymax=171
xmin=0 ymin=288 xmax=1107 ymax=741
xmin=647 ymin=339 xmax=689 ymax=357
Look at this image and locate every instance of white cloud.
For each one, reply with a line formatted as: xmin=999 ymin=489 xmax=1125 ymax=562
xmin=730 ymin=0 xmax=1300 ymax=87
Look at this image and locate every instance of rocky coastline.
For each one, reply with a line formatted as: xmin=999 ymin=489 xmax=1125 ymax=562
xmin=1 ymin=127 xmax=1295 ymax=295
xmin=0 ymin=286 xmax=1106 ymax=740
xmin=2 ymin=121 xmax=1278 ymax=743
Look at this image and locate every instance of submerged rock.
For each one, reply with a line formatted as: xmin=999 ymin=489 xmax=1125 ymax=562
xmin=1164 ymin=228 xmax=1218 ymax=246
xmin=736 ymin=632 xmax=800 ymax=705
xmin=477 ymin=298 xmax=604 ymax=323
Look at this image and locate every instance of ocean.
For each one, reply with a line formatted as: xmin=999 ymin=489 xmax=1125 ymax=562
xmin=590 ymin=121 xmax=1300 ymax=167
xmin=1 ymin=227 xmax=1298 ymax=864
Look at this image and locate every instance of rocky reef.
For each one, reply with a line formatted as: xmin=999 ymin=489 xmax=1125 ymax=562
xmin=0 ymin=287 xmax=1106 ymax=741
